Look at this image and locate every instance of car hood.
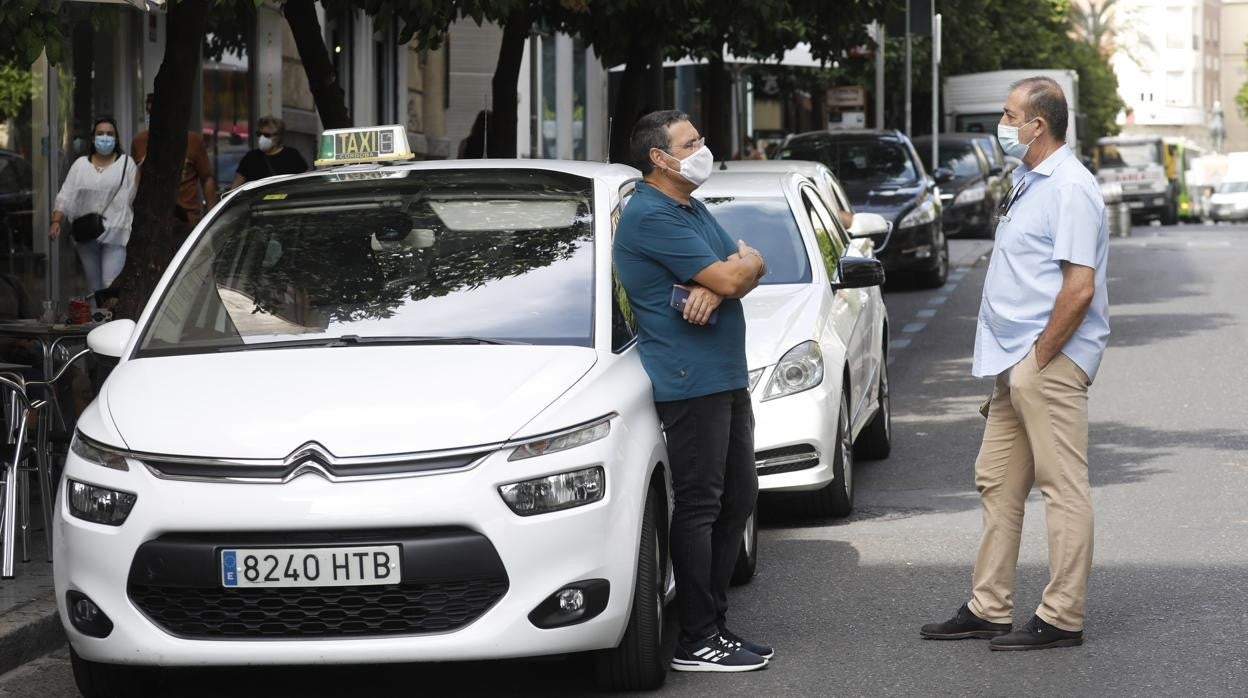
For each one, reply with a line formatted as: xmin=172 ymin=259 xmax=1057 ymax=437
xmin=844 ymin=184 xmax=925 ymax=217
xmin=742 ymin=285 xmax=820 ymax=371
xmin=1210 ymin=192 xmax=1248 ymax=204
xmin=101 ymin=346 xmax=597 ymax=458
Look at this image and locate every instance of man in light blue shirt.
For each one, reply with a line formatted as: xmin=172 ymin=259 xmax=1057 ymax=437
xmin=921 ymin=76 xmax=1109 ymax=651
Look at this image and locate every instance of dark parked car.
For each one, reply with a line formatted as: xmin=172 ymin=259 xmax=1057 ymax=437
xmin=913 ymin=134 xmax=1006 ymax=238
xmin=778 ymin=129 xmax=951 ymax=287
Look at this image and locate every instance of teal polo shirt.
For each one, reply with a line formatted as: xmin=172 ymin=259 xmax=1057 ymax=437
xmin=613 ymin=182 xmax=748 ymax=402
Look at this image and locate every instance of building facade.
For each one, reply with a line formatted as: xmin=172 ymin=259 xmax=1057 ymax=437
xmin=1220 ymin=0 xmax=1248 ymax=154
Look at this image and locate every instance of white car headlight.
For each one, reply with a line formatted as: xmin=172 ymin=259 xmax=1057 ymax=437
xmin=899 ymin=198 xmax=938 ymax=228
xmin=763 ymin=341 xmax=824 ymax=401
xmin=954 ymin=186 xmax=986 ymax=206
xmin=498 ymin=466 xmax=605 ymax=516
xmin=507 ymin=416 xmax=611 ymax=461
xmin=70 ymin=432 xmax=130 ymax=471
xmin=67 ymin=479 xmax=137 ymax=526
xmin=748 ymin=368 xmax=764 ymax=391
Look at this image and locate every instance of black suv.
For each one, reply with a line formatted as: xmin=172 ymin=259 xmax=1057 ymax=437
xmin=779 ymin=129 xmax=950 ymax=287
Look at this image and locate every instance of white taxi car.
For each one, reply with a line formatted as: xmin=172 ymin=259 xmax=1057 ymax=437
xmin=698 ymin=170 xmax=891 ymax=531
xmin=56 ymin=127 xmax=677 ymax=695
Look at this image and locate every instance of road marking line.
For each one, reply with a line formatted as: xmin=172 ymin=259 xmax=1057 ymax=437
xmin=944 ymin=283 xmax=958 ymax=292
xmin=928 ymin=296 xmax=948 ymax=305
xmin=889 ymin=339 xmax=912 ymax=350
xmin=903 ymin=322 xmax=926 ymax=333
xmin=947 ymin=273 xmax=966 ymax=281
xmin=917 ymin=309 xmax=937 ymax=318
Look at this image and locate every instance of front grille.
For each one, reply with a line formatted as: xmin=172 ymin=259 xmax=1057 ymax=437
xmin=755 ymin=444 xmax=820 ymax=477
xmin=129 ymin=578 xmax=509 ymax=639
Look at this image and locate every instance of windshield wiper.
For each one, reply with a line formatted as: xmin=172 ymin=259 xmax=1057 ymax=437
xmin=331 ymin=335 xmax=528 ymax=346
xmin=215 ymin=335 xmax=527 ymax=352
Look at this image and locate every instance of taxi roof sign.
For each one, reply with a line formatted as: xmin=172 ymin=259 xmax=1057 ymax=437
xmin=315 ymin=125 xmax=414 ymax=167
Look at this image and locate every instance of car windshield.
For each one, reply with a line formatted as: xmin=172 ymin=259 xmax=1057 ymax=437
xmin=698 ymin=197 xmax=812 ymax=285
xmin=1217 ymin=181 xmax=1248 ymax=193
xmin=137 ymin=169 xmax=596 ymax=356
xmin=1095 ymin=142 xmax=1160 ymax=168
xmin=917 ymin=142 xmax=982 ymax=178
xmin=781 ymin=139 xmax=919 ymax=188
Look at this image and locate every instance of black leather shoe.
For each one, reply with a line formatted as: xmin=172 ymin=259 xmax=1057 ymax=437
xmin=920 ymin=603 xmax=1012 ymax=640
xmin=989 ymin=615 xmax=1083 ymax=651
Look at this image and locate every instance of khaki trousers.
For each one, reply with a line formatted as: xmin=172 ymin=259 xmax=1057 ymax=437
xmin=967 ymin=346 xmax=1094 ymax=632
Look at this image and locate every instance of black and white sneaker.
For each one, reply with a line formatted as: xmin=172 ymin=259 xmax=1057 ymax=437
xmin=670 ymin=633 xmax=769 ymax=673
xmin=720 ymin=627 xmax=774 ymax=659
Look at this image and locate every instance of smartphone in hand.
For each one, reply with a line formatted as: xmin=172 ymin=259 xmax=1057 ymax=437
xmin=670 ymin=285 xmax=718 ymax=325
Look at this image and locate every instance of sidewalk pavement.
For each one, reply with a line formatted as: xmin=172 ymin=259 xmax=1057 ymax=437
xmin=0 ymin=530 xmax=63 ymax=678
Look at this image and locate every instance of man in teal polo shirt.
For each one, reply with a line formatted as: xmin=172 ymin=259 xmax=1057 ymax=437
xmin=614 ymin=111 xmax=770 ymax=673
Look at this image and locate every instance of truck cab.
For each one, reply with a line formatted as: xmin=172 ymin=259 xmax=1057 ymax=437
xmin=1093 ymin=136 xmax=1177 ymax=225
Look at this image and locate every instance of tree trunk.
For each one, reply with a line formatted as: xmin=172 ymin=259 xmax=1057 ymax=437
xmin=703 ymin=56 xmax=733 ymax=160
xmin=608 ymin=25 xmax=655 ymax=165
xmin=284 ymin=0 xmax=351 ymax=130
xmin=111 ymin=0 xmax=211 ymax=320
xmin=487 ymin=10 xmax=531 ymax=158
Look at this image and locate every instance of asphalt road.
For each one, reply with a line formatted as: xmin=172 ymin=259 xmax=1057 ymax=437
xmin=5 ymin=223 xmax=1247 ymax=697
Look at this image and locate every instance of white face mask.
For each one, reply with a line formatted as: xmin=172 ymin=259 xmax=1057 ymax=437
xmin=997 ymin=118 xmax=1038 ymax=159
xmin=663 ymin=144 xmax=714 ymax=187
xmin=258 ymin=135 xmax=274 ymax=152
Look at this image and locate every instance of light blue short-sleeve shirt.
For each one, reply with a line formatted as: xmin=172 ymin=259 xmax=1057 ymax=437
xmin=973 ymin=145 xmax=1110 ymax=381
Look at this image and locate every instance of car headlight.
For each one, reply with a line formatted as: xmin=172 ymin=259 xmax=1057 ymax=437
xmin=763 ymin=341 xmax=823 ymax=401
xmin=498 ymin=466 xmax=605 ymax=516
xmin=67 ymin=479 xmax=137 ymax=526
xmin=70 ymin=432 xmax=129 ymax=471
xmin=507 ymin=416 xmax=612 ymax=461
xmin=954 ymin=186 xmax=986 ymax=206
xmin=748 ymin=368 xmax=764 ymax=391
xmin=899 ymin=198 xmax=938 ymax=228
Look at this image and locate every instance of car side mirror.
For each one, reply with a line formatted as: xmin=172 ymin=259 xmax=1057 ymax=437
xmin=833 ymin=256 xmax=885 ymax=290
xmin=87 ymin=319 xmax=137 ymax=358
xmin=848 ymin=212 xmax=891 ymax=238
xmin=933 ymin=167 xmax=956 ymax=185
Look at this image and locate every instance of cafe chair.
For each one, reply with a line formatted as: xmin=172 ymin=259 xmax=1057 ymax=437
xmin=0 ymin=349 xmax=90 ymax=576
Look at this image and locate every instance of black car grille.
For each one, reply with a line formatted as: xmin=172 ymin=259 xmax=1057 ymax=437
xmin=755 ymin=444 xmax=820 ymax=476
xmin=129 ymin=578 xmax=509 ymax=639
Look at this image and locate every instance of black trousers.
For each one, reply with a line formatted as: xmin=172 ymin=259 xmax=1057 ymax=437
xmin=655 ymin=388 xmax=758 ymax=642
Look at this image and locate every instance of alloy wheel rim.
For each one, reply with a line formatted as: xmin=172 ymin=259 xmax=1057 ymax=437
xmin=840 ymin=394 xmax=853 ymax=497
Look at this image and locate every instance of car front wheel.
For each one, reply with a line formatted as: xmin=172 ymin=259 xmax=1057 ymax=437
xmin=811 ymin=385 xmax=855 ymax=518
xmin=593 ymin=486 xmax=669 ymax=690
xmin=855 ymin=348 xmax=892 ymax=460
xmin=730 ymin=508 xmax=758 ymax=586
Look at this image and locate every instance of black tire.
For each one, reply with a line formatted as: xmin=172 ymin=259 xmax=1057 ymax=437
xmin=855 ymin=349 xmax=892 ymax=460
xmin=593 ymin=487 xmax=668 ymax=690
xmin=917 ymin=237 xmax=949 ymax=288
xmin=811 ymin=386 xmax=854 ymax=518
xmin=1162 ymin=201 xmax=1178 ymax=226
xmin=730 ymin=508 xmax=758 ymax=586
xmin=70 ymin=648 xmax=159 ymax=698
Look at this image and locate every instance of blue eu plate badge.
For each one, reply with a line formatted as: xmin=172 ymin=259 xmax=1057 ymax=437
xmin=222 ymin=550 xmax=239 ymax=586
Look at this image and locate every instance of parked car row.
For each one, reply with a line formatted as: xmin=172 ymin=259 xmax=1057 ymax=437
xmin=56 ymin=125 xmax=891 ymax=696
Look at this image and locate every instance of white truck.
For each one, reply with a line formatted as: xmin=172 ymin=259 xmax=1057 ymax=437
xmin=943 ymin=69 xmax=1080 ymax=151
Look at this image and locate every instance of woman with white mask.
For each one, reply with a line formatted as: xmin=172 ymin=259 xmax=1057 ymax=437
xmin=229 ymin=115 xmax=308 ymax=190
xmin=48 ymin=116 xmax=138 ymax=302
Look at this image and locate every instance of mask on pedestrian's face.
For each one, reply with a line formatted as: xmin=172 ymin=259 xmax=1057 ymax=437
xmin=94 ymin=135 xmax=116 ymax=155
xmin=997 ymin=117 xmax=1039 ymax=159
xmin=258 ymin=135 xmax=274 ymax=152
xmin=662 ymin=144 xmax=714 ymax=187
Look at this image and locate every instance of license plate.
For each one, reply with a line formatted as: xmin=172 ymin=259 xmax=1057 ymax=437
xmin=1127 ymin=200 xmax=1144 ymax=209
xmin=220 ymin=545 xmax=401 ymax=588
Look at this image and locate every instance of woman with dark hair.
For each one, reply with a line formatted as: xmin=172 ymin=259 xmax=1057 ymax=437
xmin=48 ymin=116 xmax=138 ymax=301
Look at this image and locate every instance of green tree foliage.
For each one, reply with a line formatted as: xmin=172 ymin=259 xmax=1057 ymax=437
xmin=892 ymin=0 xmax=1123 ymax=148
xmin=0 ymin=61 xmax=31 ymax=122
xmin=1238 ymin=42 xmax=1248 ymax=120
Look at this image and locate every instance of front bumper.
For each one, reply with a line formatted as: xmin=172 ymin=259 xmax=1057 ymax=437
xmin=1209 ymin=204 xmax=1248 ymax=221
xmin=877 ymin=221 xmax=942 ymax=274
xmin=54 ymin=436 xmax=650 ymax=666
xmin=751 ymin=373 xmax=841 ymax=493
xmin=941 ymin=201 xmax=991 ymax=236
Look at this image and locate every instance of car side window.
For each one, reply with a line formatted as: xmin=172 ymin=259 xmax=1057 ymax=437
xmin=802 ymin=188 xmax=845 ymax=282
xmin=609 ymin=196 xmax=637 ymax=353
